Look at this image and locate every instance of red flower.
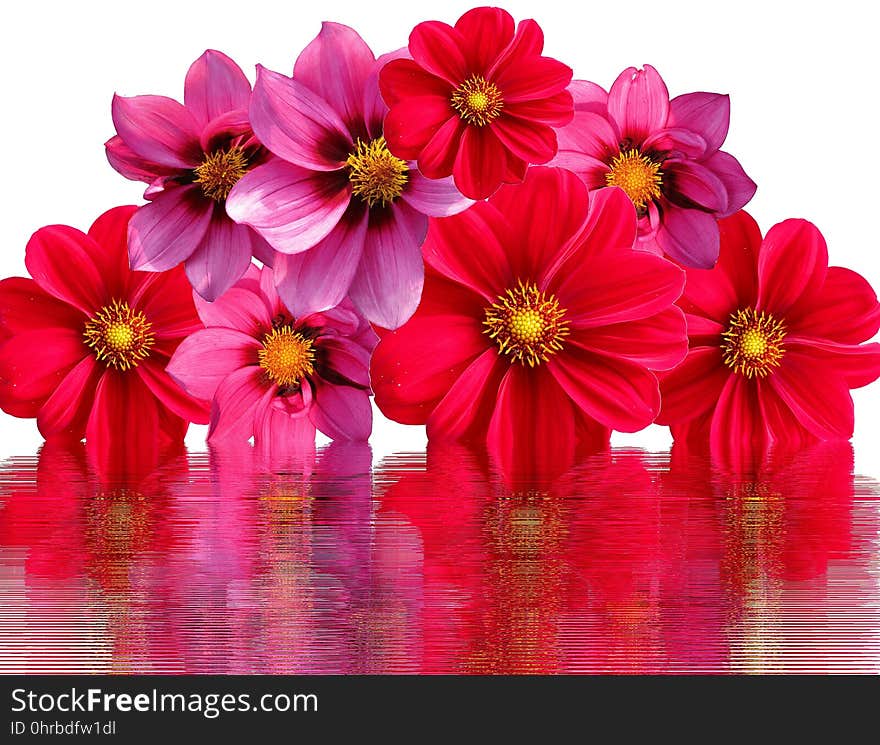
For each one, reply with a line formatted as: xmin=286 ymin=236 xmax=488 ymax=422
xmin=379 ymin=6 xmax=574 ymax=200
xmin=371 ymin=167 xmax=687 ymax=476
xmin=658 ymin=211 xmax=880 ymax=453
xmin=0 ymin=207 xmax=209 ymax=465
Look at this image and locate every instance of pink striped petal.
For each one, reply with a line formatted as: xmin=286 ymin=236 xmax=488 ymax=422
xmin=185 ymin=213 xmax=255 ymax=301
xmin=665 ymin=159 xmax=728 ymax=213
xmin=702 ymin=151 xmax=757 ymax=217
xmin=184 ymin=49 xmax=252 ymax=128
xmin=105 ymin=135 xmax=173 ymax=183
xmin=111 ymin=94 xmax=201 ymax=169
xmin=309 ymin=380 xmax=372 ymax=440
xmin=137 ymin=358 xmax=209 ymax=424
xmin=167 ymin=328 xmax=260 ymax=402
xmin=254 ymin=401 xmax=317 ymax=453
xmin=668 ymin=92 xmax=730 ymax=153
xmin=402 ymin=171 xmax=473 ymax=217
xmin=208 ymin=365 xmax=273 ymax=443
xmin=607 ymin=65 xmax=669 ymax=143
xmin=654 ymin=204 xmax=720 ymax=269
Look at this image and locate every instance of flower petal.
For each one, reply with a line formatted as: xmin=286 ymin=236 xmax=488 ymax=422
xmin=493 ymin=56 xmax=573 ymax=103
xmin=664 ymin=159 xmax=728 ymax=213
xmin=409 ymin=21 xmax=467 ymax=84
xmin=654 ymin=203 xmax=720 ymax=269
xmin=417 ymin=114 xmax=465 ymax=179
xmin=167 ymin=327 xmax=259 ymax=402
xmin=249 ymin=66 xmax=351 ymax=170
xmin=379 ymin=58 xmax=451 ymax=107
xmin=667 ymin=92 xmax=730 ymax=153
xmin=208 ymin=365 xmax=272 ymax=443
xmin=127 ymin=185 xmax=213 ymax=271
xmin=786 ymin=337 xmax=880 ymax=390
xmin=185 ymin=211 xmax=255 ymax=301
xmin=36 ymin=355 xmax=101 ymax=440
xmin=274 ymin=208 xmax=367 ymax=319
xmin=0 ymin=328 xmax=86 ymax=403
xmin=555 ymin=110 xmax=619 ymax=160
xmin=0 ymin=277 xmax=85 ymax=338
xmin=547 ymin=346 xmax=661 ymax=431
xmin=137 ymin=358 xmax=210 ymax=424
xmin=111 ymin=94 xmax=201 ymax=169
xmin=657 ymin=346 xmax=729 ymax=426
xmin=453 ymin=6 xmax=515 ymax=70
xmin=294 ymin=22 xmax=376 ymax=130
xmin=453 ymin=124 xmax=511 ymax=200
xmin=709 ymin=374 xmax=766 ymax=453
xmin=402 ymin=171 xmax=473 ymax=217
xmin=226 ymin=160 xmax=350 ymax=254
xmin=701 ymin=151 xmax=757 ymax=217
xmin=382 ymin=95 xmax=456 ymax=161
xmin=491 ymin=115 xmax=557 ymax=164
xmin=309 ymin=380 xmax=372 ymax=440
xmin=757 ymin=219 xmax=828 ymax=316
xmin=254 ymin=401 xmax=317 ymax=453
xmin=349 ymin=203 xmax=427 ymax=329
xmin=105 ymin=135 xmax=173 ymax=183
xmin=607 ymin=65 xmax=669 ymax=143
xmin=505 ymin=90 xmax=575 ymax=127
xmin=86 ymin=371 xmax=161 ymax=464
xmin=184 ymin=49 xmax=252 ymax=128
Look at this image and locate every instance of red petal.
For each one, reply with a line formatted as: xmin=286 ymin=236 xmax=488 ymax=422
xmin=0 ymin=277 xmax=85 ymax=339
xmin=453 ymin=6 xmax=515 ymax=71
xmin=494 ymin=56 xmax=572 ymax=103
xmin=417 ymin=116 xmax=465 ymax=179
xmin=757 ymin=219 xmax=828 ymax=316
xmin=37 ymin=355 xmax=102 ymax=439
xmin=709 ymin=374 xmax=767 ymax=453
xmin=86 ymin=206 xmax=138 ymax=298
xmin=657 ymin=346 xmax=728 ymax=425
xmin=452 ymin=125 xmax=509 ymax=200
xmin=379 ymin=58 xmax=451 ymax=107
xmin=491 ymin=115 xmax=557 ymax=163
xmin=786 ymin=337 xmax=880 ymax=390
xmin=383 ymin=96 xmax=456 ymax=160
xmin=137 ymin=358 xmax=210 ymax=424
xmin=409 ymin=21 xmax=467 ymax=84
xmin=506 ymin=90 xmax=574 ymax=127
xmin=0 ymin=328 xmax=87 ymax=403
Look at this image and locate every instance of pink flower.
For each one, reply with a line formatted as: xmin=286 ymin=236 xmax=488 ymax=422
xmin=225 ymin=23 xmax=473 ymax=330
xmin=106 ymin=50 xmax=274 ymax=301
xmin=167 ymin=263 xmax=377 ymax=448
xmin=379 ymin=6 xmax=574 ymax=200
xmin=553 ymin=65 xmax=756 ymax=268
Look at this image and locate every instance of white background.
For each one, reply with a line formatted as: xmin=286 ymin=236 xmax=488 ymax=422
xmin=1 ymin=0 xmax=878 ymax=473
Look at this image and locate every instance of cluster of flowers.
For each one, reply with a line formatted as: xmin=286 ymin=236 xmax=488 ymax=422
xmin=1 ymin=7 xmax=879 ymax=468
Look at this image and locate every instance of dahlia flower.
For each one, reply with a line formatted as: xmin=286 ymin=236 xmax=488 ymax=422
xmin=167 ymin=263 xmax=377 ymax=447
xmin=106 ymin=50 xmax=274 ymax=301
xmin=371 ymin=167 xmax=688 ymax=475
xmin=379 ymin=6 xmax=574 ymax=200
xmin=0 ymin=206 xmax=208 ymax=459
xmin=658 ymin=211 xmax=880 ymax=452
xmin=553 ymin=65 xmax=756 ymax=268
xmin=226 ymin=23 xmax=472 ymax=330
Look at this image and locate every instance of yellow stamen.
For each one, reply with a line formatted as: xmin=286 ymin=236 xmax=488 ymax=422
xmin=721 ymin=308 xmax=787 ymax=378
xmin=346 ymin=136 xmax=409 ymax=208
xmin=258 ymin=326 xmax=315 ymax=387
xmin=193 ymin=145 xmax=249 ymax=201
xmin=605 ymin=149 xmax=663 ymax=209
xmin=484 ymin=281 xmax=569 ymax=367
xmin=451 ymin=75 xmax=504 ymax=127
xmin=83 ymin=300 xmax=154 ymax=371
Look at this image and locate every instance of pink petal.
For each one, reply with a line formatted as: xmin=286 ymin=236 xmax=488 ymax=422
xmin=702 ymin=151 xmax=757 ymax=217
xmin=294 ymin=22 xmax=376 ymax=130
xmin=349 ymin=202 xmax=427 ymax=329
xmin=167 ymin=328 xmax=260 ymax=402
xmin=664 ymin=158 xmax=728 ymax=213
xmin=657 ymin=346 xmax=729 ymax=425
xmin=383 ymin=95 xmax=456 ymax=161
xmin=607 ymin=65 xmax=669 ymax=144
xmin=668 ymin=92 xmax=730 ymax=153
xmin=642 ymin=127 xmax=706 ymax=158
xmin=547 ymin=346 xmax=661 ymax=431
xmin=757 ymin=219 xmax=828 ymax=316
xmin=249 ymin=66 xmax=352 ymax=170
xmin=572 ymin=306 xmax=688 ymax=371
xmin=208 ymin=365 xmax=273 ymax=443
xmin=769 ymin=351 xmax=854 ymax=440
xmin=36 ymin=355 xmax=101 ymax=439
xmin=105 ymin=135 xmax=173 ymax=183
xmin=654 ymin=204 xmax=720 ymax=269
xmin=426 ymin=348 xmax=507 ymax=441
xmin=408 ymin=21 xmax=467 ymax=84
xmin=184 ymin=49 xmax=252 ymax=128
xmin=111 ymin=94 xmax=201 ymax=169
xmin=194 ymin=283 xmax=272 ymax=335
xmin=453 ymin=124 xmax=510 ymax=200
xmin=491 ymin=115 xmax=557 ymax=164
xmin=569 ymin=79 xmax=609 ymax=114
xmin=309 ymin=380 xmax=372 ymax=440
xmin=402 ymin=170 xmax=473 ymax=217
xmin=787 ymin=266 xmax=880 ymax=344
xmin=137 ymin=358 xmax=209 ymax=424
xmin=422 ymin=201 xmax=512 ymax=300
xmin=555 ymin=110 xmax=619 ymax=160
xmin=128 ymin=185 xmax=213 ymax=271
xmin=225 ymin=160 xmax=350 ymax=254
xmin=319 ymin=336 xmax=372 ymax=388
xmin=274 ymin=208 xmax=368 ymax=318
xmin=185 ymin=212 xmax=256 ymax=301
xmin=254 ymin=401 xmax=317 ymax=453
xmin=24 ymin=225 xmax=107 ymax=314
xmin=549 ymin=151 xmax=611 ymax=189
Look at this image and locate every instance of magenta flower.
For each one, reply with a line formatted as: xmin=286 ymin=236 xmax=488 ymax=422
xmin=552 ymin=65 xmax=757 ymax=268
xmin=167 ymin=264 xmax=377 ymax=447
xmin=225 ymin=22 xmax=473 ymax=330
xmin=106 ymin=50 xmax=274 ymax=301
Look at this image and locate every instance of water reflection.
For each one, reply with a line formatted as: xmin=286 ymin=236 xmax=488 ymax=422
xmin=1 ymin=440 xmax=878 ymax=673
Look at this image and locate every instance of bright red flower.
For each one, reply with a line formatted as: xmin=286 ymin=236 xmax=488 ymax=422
xmin=371 ymin=167 xmax=688 ymax=475
xmin=379 ymin=6 xmax=574 ymax=200
xmin=658 ymin=211 xmax=880 ymax=453
xmin=0 ymin=207 xmax=209 ymax=462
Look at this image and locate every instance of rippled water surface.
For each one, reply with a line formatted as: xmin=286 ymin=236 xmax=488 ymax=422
xmin=1 ymin=441 xmax=878 ymax=673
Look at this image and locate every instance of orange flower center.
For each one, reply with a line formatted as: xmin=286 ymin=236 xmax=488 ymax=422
xmin=484 ymin=281 xmax=569 ymax=367
xmin=194 ymin=146 xmax=249 ymax=201
xmin=83 ymin=300 xmax=154 ymax=370
xmin=346 ymin=136 xmax=409 ymax=208
xmin=451 ymin=75 xmax=504 ymax=127
xmin=721 ymin=308 xmax=787 ymax=378
xmin=258 ymin=326 xmax=315 ymax=387
xmin=605 ymin=149 xmax=663 ymax=209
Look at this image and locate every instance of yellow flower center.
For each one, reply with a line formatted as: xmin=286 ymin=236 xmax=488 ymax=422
xmin=721 ymin=308 xmax=787 ymax=378
xmin=484 ymin=281 xmax=569 ymax=367
xmin=83 ymin=300 xmax=154 ymax=370
xmin=258 ymin=326 xmax=316 ymax=387
xmin=346 ymin=136 xmax=409 ymax=208
xmin=193 ymin=145 xmax=249 ymax=201
xmin=451 ymin=75 xmax=504 ymax=127
xmin=605 ymin=149 xmax=663 ymax=209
